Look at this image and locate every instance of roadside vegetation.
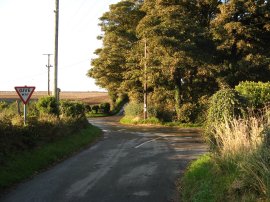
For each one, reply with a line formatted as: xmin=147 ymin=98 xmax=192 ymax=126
xmin=0 ymin=97 xmax=102 ymax=192
xmin=181 ymin=82 xmax=270 ymax=201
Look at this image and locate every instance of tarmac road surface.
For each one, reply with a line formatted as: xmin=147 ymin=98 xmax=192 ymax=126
xmin=0 ymin=116 xmax=207 ymax=202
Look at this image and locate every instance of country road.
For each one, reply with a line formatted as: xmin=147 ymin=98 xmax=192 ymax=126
xmin=0 ymin=116 xmax=207 ymax=202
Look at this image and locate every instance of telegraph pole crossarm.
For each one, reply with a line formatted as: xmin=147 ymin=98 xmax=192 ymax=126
xmin=43 ymin=54 xmax=53 ymax=95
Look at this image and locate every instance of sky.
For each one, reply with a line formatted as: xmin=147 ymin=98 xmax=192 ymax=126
xmin=0 ymin=0 xmax=120 ymax=92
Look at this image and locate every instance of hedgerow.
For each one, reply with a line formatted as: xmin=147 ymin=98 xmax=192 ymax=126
xmin=0 ymin=98 xmax=89 ymax=166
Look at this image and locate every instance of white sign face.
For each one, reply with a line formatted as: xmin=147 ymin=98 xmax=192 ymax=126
xmin=15 ymin=86 xmax=36 ymax=104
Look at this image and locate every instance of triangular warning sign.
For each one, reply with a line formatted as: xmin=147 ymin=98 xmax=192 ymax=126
xmin=15 ymin=86 xmax=36 ymax=104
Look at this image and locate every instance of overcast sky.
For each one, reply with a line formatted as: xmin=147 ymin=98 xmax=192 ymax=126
xmin=0 ymin=0 xmax=120 ymax=92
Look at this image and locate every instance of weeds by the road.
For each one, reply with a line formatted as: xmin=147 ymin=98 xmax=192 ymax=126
xmin=181 ymin=111 xmax=270 ymax=201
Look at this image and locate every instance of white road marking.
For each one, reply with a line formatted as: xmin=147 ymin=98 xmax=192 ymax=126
xmin=102 ymin=129 xmax=109 ymax=132
xmin=134 ymin=137 xmax=163 ymax=149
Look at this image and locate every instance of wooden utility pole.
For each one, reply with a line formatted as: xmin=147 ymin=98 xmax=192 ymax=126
xmin=144 ymin=39 xmax=148 ymax=120
xmin=43 ymin=54 xmax=53 ymax=95
xmin=54 ymin=0 xmax=59 ymax=101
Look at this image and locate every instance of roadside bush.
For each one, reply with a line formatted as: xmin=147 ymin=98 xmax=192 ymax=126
xmin=0 ymin=111 xmax=88 ymax=161
xmin=11 ymin=115 xmax=24 ymax=126
xmin=147 ymin=106 xmax=158 ymax=118
xmin=121 ymin=102 xmax=162 ymax=124
xmin=2 ymin=102 xmax=20 ymax=116
xmin=0 ymin=98 xmax=90 ymax=178
xmin=156 ymin=108 xmax=175 ymax=122
xmin=36 ymin=96 xmax=59 ymax=115
xmin=124 ymin=102 xmax=143 ymax=117
xmin=91 ymin=105 xmax=99 ymax=114
xmin=206 ymin=89 xmax=246 ymax=126
xmin=99 ymin=102 xmax=110 ymax=114
xmin=27 ymin=101 xmax=39 ymax=117
xmin=235 ymin=81 xmax=270 ymax=109
xmin=84 ymin=104 xmax=92 ymax=113
xmin=177 ymin=103 xmax=197 ymax=123
xmin=0 ymin=101 xmax=8 ymax=110
xmin=205 ymin=89 xmax=247 ymax=149
xmin=59 ymin=100 xmax=85 ymax=118
xmin=194 ymin=96 xmax=209 ymax=124
xmin=0 ymin=114 xmax=12 ymax=133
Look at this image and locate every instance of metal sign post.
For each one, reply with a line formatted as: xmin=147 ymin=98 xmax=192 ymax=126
xmin=15 ymin=86 xmax=35 ymax=125
xmin=23 ymin=104 xmax=27 ymax=125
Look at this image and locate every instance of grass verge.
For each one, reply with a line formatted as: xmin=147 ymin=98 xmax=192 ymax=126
xmin=86 ymin=112 xmax=111 ymax=118
xmin=163 ymin=122 xmax=202 ymax=128
xmin=0 ymin=124 xmax=102 ymax=192
xmin=181 ymin=154 xmax=238 ymax=202
xmin=120 ymin=115 xmax=202 ymax=128
xmin=120 ymin=116 xmax=161 ymax=125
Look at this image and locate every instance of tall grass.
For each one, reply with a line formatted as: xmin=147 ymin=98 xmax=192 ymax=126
xmin=211 ymin=117 xmax=264 ymax=162
xmin=240 ymin=148 xmax=270 ymax=199
xmin=207 ymin=110 xmax=270 ymax=200
xmin=182 ymin=109 xmax=270 ymax=201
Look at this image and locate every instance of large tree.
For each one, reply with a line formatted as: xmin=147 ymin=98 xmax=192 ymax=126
xmin=88 ymin=0 xmax=144 ymax=102
xmin=134 ymin=0 xmax=221 ymax=120
xmin=211 ymin=0 xmax=270 ymax=87
xmin=88 ymin=0 xmax=270 ymax=123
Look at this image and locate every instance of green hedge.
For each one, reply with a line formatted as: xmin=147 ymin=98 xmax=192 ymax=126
xmin=59 ymin=100 xmax=85 ymax=118
xmin=36 ymin=96 xmax=59 ymax=115
xmin=206 ymin=89 xmax=246 ymax=125
xmin=99 ymin=102 xmax=110 ymax=114
xmin=124 ymin=102 xmax=143 ymax=117
xmin=235 ymin=81 xmax=270 ymax=108
xmin=206 ymin=82 xmax=270 ymax=127
xmin=0 ymin=99 xmax=89 ymax=166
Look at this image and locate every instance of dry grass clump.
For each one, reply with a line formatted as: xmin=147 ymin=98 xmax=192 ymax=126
xmin=207 ymin=110 xmax=270 ymax=200
xmin=211 ymin=116 xmax=264 ymax=161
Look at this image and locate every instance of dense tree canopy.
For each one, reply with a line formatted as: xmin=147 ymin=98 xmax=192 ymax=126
xmin=211 ymin=0 xmax=270 ymax=87
xmin=88 ymin=0 xmax=145 ymax=101
xmin=88 ymin=0 xmax=270 ymax=122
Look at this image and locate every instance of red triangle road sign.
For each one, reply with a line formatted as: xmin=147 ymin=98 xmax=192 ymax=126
xmin=15 ymin=86 xmax=36 ymax=104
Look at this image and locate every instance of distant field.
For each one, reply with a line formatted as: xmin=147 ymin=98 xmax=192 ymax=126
xmin=0 ymin=91 xmax=110 ymax=105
